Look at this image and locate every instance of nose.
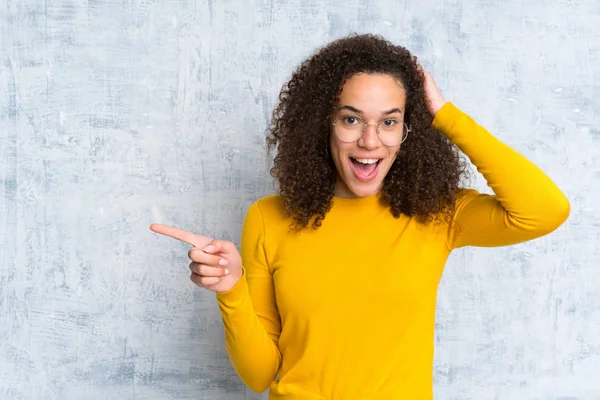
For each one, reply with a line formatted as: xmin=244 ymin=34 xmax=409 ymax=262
xmin=357 ymin=123 xmax=381 ymax=150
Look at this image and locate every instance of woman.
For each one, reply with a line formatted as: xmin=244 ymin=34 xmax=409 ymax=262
xmin=150 ymin=34 xmax=570 ymax=399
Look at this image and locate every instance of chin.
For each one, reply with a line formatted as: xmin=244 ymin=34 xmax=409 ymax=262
xmin=352 ymin=186 xmax=378 ymax=197
xmin=343 ymin=179 xmax=384 ymax=198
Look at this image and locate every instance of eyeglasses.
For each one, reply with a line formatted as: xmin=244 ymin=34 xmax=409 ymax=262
xmin=331 ymin=115 xmax=410 ymax=146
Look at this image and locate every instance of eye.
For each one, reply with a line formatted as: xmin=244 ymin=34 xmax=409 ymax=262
xmin=382 ymin=119 xmax=398 ymax=127
xmin=342 ymin=116 xmax=361 ymax=125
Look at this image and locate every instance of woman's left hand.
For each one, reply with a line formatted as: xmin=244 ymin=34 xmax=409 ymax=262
xmin=419 ymin=66 xmax=447 ymax=117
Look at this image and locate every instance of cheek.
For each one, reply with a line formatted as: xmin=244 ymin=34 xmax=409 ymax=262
xmin=385 ymin=147 xmax=400 ymax=167
xmin=329 ymin=138 xmax=347 ymax=162
xmin=329 ymin=140 xmax=354 ymax=179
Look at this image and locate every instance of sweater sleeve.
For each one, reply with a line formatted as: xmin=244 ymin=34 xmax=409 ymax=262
xmin=434 ymin=103 xmax=571 ymax=250
xmin=215 ymin=201 xmax=282 ymax=392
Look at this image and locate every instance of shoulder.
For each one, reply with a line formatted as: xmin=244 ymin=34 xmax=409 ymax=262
xmin=454 ymin=187 xmax=497 ymax=207
xmin=242 ymin=195 xmax=291 ymax=254
xmin=254 ymin=194 xmax=284 ymax=210
xmin=245 ymin=194 xmax=289 ymax=226
xmin=441 ymin=188 xmax=483 ymax=227
xmin=455 ymin=187 xmax=480 ymax=206
xmin=450 ymin=187 xmax=494 ymax=222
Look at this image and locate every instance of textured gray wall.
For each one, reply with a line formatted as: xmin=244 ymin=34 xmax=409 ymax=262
xmin=1 ymin=0 xmax=598 ymax=399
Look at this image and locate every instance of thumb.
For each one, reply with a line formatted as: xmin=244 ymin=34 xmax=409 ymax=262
xmin=202 ymin=239 xmax=237 ymax=256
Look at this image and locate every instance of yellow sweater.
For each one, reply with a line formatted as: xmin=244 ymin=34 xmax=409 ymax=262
xmin=216 ymin=103 xmax=570 ymax=399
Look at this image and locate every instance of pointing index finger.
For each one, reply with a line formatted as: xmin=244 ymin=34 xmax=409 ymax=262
xmin=149 ymin=223 xmax=208 ymax=248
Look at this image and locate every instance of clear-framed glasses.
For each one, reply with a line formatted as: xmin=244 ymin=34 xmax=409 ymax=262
xmin=331 ymin=115 xmax=410 ymax=146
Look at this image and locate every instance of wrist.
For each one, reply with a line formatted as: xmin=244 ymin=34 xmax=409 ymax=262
xmin=430 ymin=99 xmax=447 ymax=117
xmin=231 ymin=268 xmax=244 ymax=285
xmin=220 ymin=268 xmax=244 ymax=292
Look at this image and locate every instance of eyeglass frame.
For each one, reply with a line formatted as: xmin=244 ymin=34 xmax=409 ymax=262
xmin=331 ymin=115 xmax=411 ymax=146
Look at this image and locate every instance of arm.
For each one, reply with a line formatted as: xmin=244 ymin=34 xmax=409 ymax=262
xmin=433 ymin=103 xmax=570 ymax=249
xmin=215 ymin=201 xmax=282 ymax=392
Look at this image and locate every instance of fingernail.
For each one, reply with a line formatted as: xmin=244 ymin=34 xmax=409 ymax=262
xmin=219 ymin=258 xmax=229 ymax=267
xmin=224 ymin=268 xmax=230 ymax=275
xmin=203 ymin=245 xmax=215 ymax=253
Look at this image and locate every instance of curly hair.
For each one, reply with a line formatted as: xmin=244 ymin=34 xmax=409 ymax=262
xmin=267 ymin=34 xmax=468 ymax=230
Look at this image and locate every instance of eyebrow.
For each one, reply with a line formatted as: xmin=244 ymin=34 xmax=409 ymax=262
xmin=338 ymin=105 xmax=404 ymax=115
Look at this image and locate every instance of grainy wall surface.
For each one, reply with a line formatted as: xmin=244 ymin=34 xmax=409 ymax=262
xmin=1 ymin=1 xmax=598 ymax=399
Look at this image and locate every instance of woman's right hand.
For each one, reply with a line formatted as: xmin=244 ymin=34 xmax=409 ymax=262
xmin=149 ymin=224 xmax=243 ymax=293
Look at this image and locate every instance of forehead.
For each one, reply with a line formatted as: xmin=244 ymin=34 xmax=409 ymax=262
xmin=338 ymin=73 xmax=406 ymax=109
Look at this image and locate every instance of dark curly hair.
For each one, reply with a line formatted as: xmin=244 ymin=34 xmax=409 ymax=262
xmin=267 ymin=34 xmax=468 ymax=230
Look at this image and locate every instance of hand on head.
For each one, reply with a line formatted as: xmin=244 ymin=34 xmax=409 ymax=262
xmin=412 ymin=57 xmax=447 ymax=116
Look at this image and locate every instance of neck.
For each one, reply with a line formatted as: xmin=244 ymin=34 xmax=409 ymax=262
xmin=334 ymin=177 xmax=381 ymax=199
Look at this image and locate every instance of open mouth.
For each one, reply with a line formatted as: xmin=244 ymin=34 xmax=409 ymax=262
xmin=350 ymin=157 xmax=382 ymax=181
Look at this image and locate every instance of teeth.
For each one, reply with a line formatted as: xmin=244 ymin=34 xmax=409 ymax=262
xmin=354 ymin=158 xmax=379 ymax=164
